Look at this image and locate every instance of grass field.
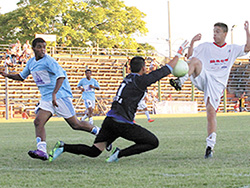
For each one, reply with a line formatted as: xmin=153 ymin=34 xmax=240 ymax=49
xmin=0 ymin=114 xmax=250 ymax=188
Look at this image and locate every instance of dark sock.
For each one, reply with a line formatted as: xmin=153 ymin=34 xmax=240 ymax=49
xmin=64 ymin=144 xmax=102 ymax=158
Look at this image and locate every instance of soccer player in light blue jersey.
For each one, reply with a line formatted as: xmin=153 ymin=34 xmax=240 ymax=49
xmin=0 ymin=38 xmax=100 ymax=161
xmin=77 ymin=69 xmax=100 ymax=125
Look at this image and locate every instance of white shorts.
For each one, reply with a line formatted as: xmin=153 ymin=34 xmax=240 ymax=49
xmin=35 ymin=97 xmax=76 ymax=118
xmin=137 ymin=100 xmax=147 ymax=110
xmin=190 ymin=69 xmax=224 ymax=111
xmin=84 ymin=99 xmax=95 ymax=109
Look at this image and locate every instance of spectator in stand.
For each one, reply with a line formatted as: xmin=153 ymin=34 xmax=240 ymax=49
xmin=24 ymin=45 xmax=34 ymax=58
xmin=149 ymin=58 xmax=158 ymax=72
xmin=5 ymin=49 xmax=12 ymax=59
xmin=23 ymin=40 xmax=31 ymax=53
xmin=15 ymin=40 xmax=22 ymax=52
xmin=234 ymin=100 xmax=240 ymax=113
xmin=239 ymin=92 xmax=248 ymax=112
xmin=22 ymin=108 xmax=29 ymax=119
xmin=4 ymin=56 xmax=14 ymax=67
xmin=17 ymin=54 xmax=27 ymax=66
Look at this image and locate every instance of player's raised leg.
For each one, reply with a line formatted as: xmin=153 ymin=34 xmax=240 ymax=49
xmin=170 ymin=57 xmax=202 ymax=91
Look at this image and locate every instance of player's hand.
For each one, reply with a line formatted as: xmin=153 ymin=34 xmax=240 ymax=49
xmin=89 ymin=85 xmax=94 ymax=88
xmin=192 ymin=33 xmax=202 ymax=43
xmin=176 ymin=40 xmax=189 ymax=57
xmin=52 ymin=93 xmax=58 ymax=107
xmin=244 ymin=21 xmax=249 ymax=32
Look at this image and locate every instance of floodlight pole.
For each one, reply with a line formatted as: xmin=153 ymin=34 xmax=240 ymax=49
xmin=168 ymin=0 xmax=172 ymax=58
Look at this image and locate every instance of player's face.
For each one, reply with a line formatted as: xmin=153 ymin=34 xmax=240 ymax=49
xmin=213 ymin=26 xmax=227 ymax=45
xmin=32 ymin=42 xmax=46 ymax=59
xmin=85 ymin=71 xmax=92 ymax=79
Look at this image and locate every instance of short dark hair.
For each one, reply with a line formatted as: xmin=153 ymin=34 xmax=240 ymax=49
xmin=85 ymin=69 xmax=92 ymax=73
xmin=130 ymin=56 xmax=145 ymax=73
xmin=214 ymin=22 xmax=228 ymax=33
xmin=32 ymin=38 xmax=46 ymax=48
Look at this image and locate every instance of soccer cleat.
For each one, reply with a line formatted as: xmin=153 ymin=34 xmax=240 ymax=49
xmin=170 ymin=78 xmax=182 ymax=91
xmin=148 ymin=119 xmax=155 ymax=123
xmin=204 ymin=146 xmax=213 ymax=159
xmin=49 ymin=141 xmax=64 ymax=162
xmin=28 ymin=149 xmax=48 ymax=161
xmin=106 ymin=143 xmax=112 ymax=152
xmin=106 ymin=147 xmax=120 ymax=163
xmin=133 ymin=120 xmax=136 ymax=124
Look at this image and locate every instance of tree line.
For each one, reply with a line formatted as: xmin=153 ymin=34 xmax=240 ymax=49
xmin=0 ymin=0 xmax=155 ymax=51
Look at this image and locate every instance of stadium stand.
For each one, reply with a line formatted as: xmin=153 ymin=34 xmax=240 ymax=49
xmin=0 ymin=45 xmax=249 ymax=118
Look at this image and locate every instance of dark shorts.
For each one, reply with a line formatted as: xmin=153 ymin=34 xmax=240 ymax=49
xmin=94 ymin=117 xmax=158 ymax=147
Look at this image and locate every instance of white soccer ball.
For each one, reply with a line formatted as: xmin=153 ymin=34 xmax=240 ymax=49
xmin=172 ymin=60 xmax=189 ymax=77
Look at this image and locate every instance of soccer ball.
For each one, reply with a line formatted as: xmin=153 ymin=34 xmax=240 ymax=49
xmin=172 ymin=60 xmax=189 ymax=77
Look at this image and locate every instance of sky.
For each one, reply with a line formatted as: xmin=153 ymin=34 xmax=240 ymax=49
xmin=1 ymin=0 xmax=250 ymax=57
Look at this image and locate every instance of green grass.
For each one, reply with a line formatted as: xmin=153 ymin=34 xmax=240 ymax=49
xmin=0 ymin=115 xmax=250 ymax=188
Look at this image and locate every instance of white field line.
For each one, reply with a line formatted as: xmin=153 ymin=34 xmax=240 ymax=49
xmin=0 ymin=167 xmax=88 ymax=173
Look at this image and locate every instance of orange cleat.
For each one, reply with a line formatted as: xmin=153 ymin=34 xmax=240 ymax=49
xmin=148 ymin=119 xmax=155 ymax=123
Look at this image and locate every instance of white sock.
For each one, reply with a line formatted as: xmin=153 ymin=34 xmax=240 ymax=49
xmin=145 ymin=111 xmax=150 ymax=120
xmin=89 ymin=117 xmax=93 ymax=125
xmin=37 ymin=141 xmax=47 ymax=153
xmin=179 ymin=73 xmax=189 ymax=85
xmin=206 ymin=132 xmax=217 ymax=149
xmin=81 ymin=114 xmax=88 ymax=121
xmin=91 ymin=126 xmax=100 ymax=135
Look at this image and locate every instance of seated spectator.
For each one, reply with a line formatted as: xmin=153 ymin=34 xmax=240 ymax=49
xmin=17 ymin=54 xmax=27 ymax=66
xmin=4 ymin=56 xmax=14 ymax=67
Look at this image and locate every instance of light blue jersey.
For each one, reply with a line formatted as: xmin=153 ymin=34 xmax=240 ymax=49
xmin=19 ymin=54 xmax=72 ymax=101
xmin=77 ymin=78 xmax=99 ymax=101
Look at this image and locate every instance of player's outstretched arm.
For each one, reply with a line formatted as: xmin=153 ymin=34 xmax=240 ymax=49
xmin=0 ymin=71 xmax=24 ymax=81
xmin=187 ymin=33 xmax=201 ymax=59
xmin=244 ymin=21 xmax=250 ymax=53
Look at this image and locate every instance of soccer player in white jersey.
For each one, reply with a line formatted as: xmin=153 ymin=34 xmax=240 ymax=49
xmin=77 ymin=69 xmax=100 ymax=125
xmin=170 ymin=21 xmax=250 ymax=158
xmin=135 ymin=91 xmax=154 ymax=123
xmin=0 ymin=38 xmax=100 ymax=161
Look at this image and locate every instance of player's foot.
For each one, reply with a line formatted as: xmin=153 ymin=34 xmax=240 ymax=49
xmin=106 ymin=143 xmax=112 ymax=152
xmin=148 ymin=119 xmax=155 ymax=123
xmin=106 ymin=147 xmax=120 ymax=163
xmin=28 ymin=149 xmax=48 ymax=161
xmin=170 ymin=78 xmax=182 ymax=91
xmin=204 ymin=146 xmax=213 ymax=159
xmin=49 ymin=141 xmax=64 ymax=162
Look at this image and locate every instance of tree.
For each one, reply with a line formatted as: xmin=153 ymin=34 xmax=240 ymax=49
xmin=0 ymin=0 xmax=154 ymax=50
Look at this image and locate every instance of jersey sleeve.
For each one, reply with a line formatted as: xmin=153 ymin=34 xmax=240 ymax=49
xmin=137 ymin=65 xmax=171 ymax=90
xmin=19 ymin=59 xmax=31 ymax=80
xmin=94 ymin=79 xmax=100 ymax=88
xmin=77 ymin=79 xmax=83 ymax=87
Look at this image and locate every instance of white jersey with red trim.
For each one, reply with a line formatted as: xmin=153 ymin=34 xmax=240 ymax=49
xmin=191 ymin=42 xmax=246 ymax=87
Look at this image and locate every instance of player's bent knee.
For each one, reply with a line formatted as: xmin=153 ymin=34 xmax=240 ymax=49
xmin=149 ymin=135 xmax=159 ymax=150
xmin=88 ymin=145 xmax=102 ymax=158
xmin=152 ymin=136 xmax=159 ymax=149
